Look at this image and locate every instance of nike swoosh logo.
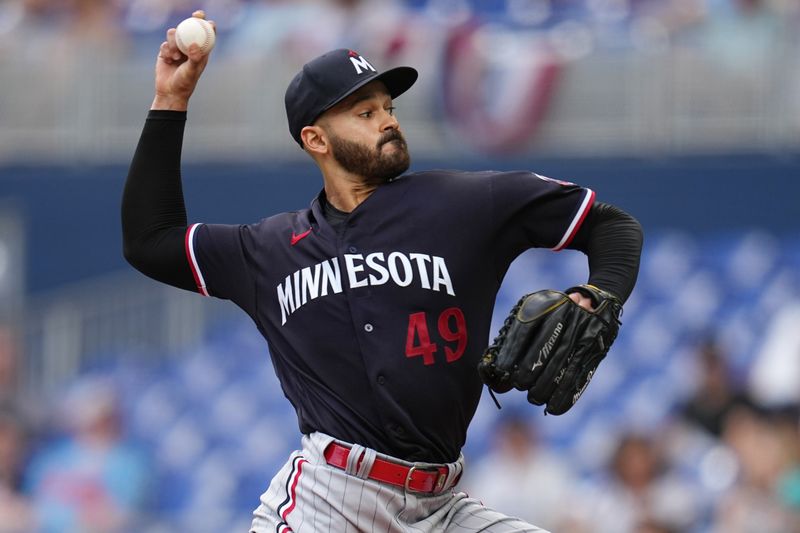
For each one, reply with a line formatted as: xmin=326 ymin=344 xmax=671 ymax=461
xmin=290 ymin=228 xmax=312 ymax=246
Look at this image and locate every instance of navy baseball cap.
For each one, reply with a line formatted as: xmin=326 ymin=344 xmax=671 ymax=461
xmin=285 ymin=49 xmax=418 ymax=146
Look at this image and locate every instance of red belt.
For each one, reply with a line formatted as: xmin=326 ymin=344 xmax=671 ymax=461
xmin=323 ymin=442 xmax=451 ymax=494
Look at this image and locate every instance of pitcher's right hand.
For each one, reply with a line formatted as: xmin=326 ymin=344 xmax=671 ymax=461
xmin=152 ymin=10 xmax=215 ymax=111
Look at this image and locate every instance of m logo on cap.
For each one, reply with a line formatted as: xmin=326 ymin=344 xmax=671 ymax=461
xmin=349 ymin=53 xmax=376 ymax=75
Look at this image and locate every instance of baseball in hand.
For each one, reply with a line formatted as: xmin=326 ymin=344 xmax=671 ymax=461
xmin=175 ymin=16 xmax=216 ymax=55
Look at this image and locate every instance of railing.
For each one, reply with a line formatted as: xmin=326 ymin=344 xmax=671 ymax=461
xmin=0 ymin=43 xmax=797 ymax=164
xmin=21 ymin=270 xmax=237 ymax=392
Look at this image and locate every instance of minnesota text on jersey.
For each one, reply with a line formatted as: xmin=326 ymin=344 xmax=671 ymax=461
xmin=277 ymin=251 xmax=455 ymax=325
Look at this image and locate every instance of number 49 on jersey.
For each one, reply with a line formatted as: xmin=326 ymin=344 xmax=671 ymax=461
xmin=405 ymin=308 xmax=467 ymax=366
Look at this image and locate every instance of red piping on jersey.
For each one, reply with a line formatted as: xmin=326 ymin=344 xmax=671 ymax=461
xmin=554 ymin=189 xmax=595 ymax=251
xmin=280 ymin=458 xmax=308 ymax=525
xmin=184 ymin=224 xmax=210 ymax=297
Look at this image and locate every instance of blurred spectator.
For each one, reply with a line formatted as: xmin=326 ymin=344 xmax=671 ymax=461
xmin=0 ymin=0 xmax=128 ymax=60
xmin=460 ymin=412 xmax=578 ymax=530
xmin=66 ymin=0 xmax=128 ymax=52
xmin=634 ymin=518 xmax=680 ymax=533
xmin=571 ymin=431 xmax=704 ymax=533
xmin=771 ymin=406 xmax=800 ymax=513
xmin=679 ymin=337 xmax=754 ymax=437
xmin=712 ymin=403 xmax=800 ymax=532
xmin=0 ymin=325 xmax=43 ymax=435
xmin=24 ymin=376 xmax=150 ymax=533
xmin=122 ymin=0 xmax=186 ymax=34
xmin=696 ymin=0 xmax=785 ymax=75
xmin=227 ymin=0 xmax=415 ymax=63
xmin=631 ymin=0 xmax=706 ymax=45
xmin=0 ymin=0 xmax=71 ymax=59
xmin=0 ymin=326 xmax=21 ymax=407
xmin=0 ymin=410 xmax=36 ymax=532
xmin=748 ymin=302 xmax=800 ymax=407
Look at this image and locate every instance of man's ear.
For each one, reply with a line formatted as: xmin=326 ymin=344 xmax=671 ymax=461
xmin=301 ymin=125 xmax=328 ymax=155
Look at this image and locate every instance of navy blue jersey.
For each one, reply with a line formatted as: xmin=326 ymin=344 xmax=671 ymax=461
xmin=185 ymin=170 xmax=594 ymax=462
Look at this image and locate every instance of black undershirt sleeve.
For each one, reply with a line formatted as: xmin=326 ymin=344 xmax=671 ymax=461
xmin=121 ymin=110 xmax=197 ymax=292
xmin=567 ymin=202 xmax=643 ymax=303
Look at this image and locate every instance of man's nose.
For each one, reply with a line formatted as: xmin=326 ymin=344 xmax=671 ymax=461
xmin=382 ymin=112 xmax=399 ymax=131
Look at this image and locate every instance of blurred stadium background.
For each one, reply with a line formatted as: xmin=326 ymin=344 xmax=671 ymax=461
xmin=1 ymin=0 xmax=799 ymax=531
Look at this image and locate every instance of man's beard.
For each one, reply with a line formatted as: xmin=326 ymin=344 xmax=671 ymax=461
xmin=329 ymin=129 xmax=410 ymax=185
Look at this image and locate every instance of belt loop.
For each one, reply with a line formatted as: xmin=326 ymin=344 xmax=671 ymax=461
xmin=355 ymin=447 xmax=376 ymax=479
xmin=442 ymin=458 xmax=463 ymax=492
xmin=345 ymin=444 xmax=365 ymax=475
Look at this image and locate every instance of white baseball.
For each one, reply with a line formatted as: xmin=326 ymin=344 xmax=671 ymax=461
xmin=175 ymin=17 xmax=215 ymax=55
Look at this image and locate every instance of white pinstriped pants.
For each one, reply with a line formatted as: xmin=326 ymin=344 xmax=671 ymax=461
xmin=250 ymin=432 xmax=548 ymax=533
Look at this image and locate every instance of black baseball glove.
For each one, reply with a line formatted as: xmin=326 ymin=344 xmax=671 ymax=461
xmin=478 ymin=284 xmax=622 ymax=415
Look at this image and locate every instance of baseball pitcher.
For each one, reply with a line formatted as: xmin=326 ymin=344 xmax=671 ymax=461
xmin=122 ymin=12 xmax=643 ymax=532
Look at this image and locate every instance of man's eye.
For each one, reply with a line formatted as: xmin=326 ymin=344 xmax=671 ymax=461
xmin=387 ymin=106 xmax=396 ymax=116
xmin=360 ymin=111 xmax=373 ymax=118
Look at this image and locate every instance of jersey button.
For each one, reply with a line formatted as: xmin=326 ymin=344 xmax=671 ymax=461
xmin=377 ymin=375 xmax=386 ymax=385
xmin=364 ymin=323 xmax=374 ymax=332
xmin=348 ymin=245 xmax=358 ymax=253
